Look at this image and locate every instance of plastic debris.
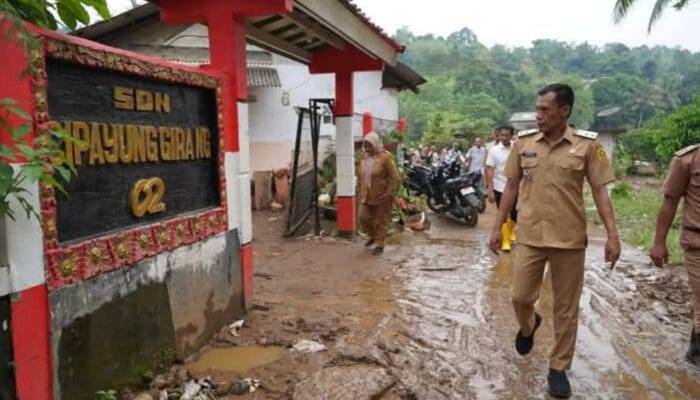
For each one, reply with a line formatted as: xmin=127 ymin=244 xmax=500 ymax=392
xmin=180 ymin=381 xmax=201 ymax=400
xmin=229 ymin=319 xmax=245 ymax=336
xmin=159 ymin=390 xmax=168 ymax=400
xmin=292 ymin=339 xmax=327 ymax=353
xmin=229 ymin=378 xmax=261 ymax=395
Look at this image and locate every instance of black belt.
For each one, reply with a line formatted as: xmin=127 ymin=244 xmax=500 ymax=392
xmin=684 ymin=226 xmax=700 ymax=234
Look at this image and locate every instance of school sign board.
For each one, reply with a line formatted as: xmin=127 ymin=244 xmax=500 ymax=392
xmin=37 ymin=38 xmax=229 ymax=289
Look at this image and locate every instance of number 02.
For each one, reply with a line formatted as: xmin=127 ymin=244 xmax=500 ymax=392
xmin=130 ymin=177 xmax=166 ymax=217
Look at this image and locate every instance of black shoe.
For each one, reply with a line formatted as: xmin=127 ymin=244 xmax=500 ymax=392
xmin=686 ymin=328 xmax=700 ymax=367
xmin=372 ymin=246 xmax=384 ymax=255
xmin=515 ymin=312 xmax=542 ymax=356
xmin=547 ymin=369 xmax=571 ymax=399
xmin=365 ymin=239 xmax=375 ymax=247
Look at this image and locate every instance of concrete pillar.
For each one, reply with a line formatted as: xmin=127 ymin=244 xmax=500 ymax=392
xmin=160 ymin=0 xmax=293 ymax=308
xmin=309 ymin=47 xmax=383 ymax=236
xmin=0 ymin=24 xmax=54 ymax=400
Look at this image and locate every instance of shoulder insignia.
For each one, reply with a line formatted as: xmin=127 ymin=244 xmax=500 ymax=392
xmin=574 ymin=130 xmax=598 ymax=140
xmin=518 ymin=129 xmax=538 ymax=138
xmin=675 ymin=144 xmax=700 ymax=157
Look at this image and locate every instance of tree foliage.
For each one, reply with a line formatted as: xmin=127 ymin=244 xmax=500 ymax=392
xmin=1 ymin=0 xmax=108 ymax=220
xmin=397 ymin=25 xmax=700 ymax=146
xmin=619 ymin=96 xmax=700 ymax=166
xmin=614 ymin=0 xmax=695 ymax=32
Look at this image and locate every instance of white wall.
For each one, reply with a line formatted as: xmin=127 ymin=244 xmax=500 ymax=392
xmin=353 ymin=71 xmax=399 ymax=122
xmin=247 ymin=56 xmax=399 ymax=172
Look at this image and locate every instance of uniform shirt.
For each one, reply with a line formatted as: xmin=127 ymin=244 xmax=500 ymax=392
xmin=504 ymin=127 xmax=615 ymax=249
xmin=661 ymin=144 xmax=700 ymax=249
xmin=466 ymin=146 xmax=488 ymax=174
xmin=486 ymin=143 xmax=511 ymax=193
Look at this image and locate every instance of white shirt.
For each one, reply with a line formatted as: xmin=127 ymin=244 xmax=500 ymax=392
xmin=485 ymin=143 xmax=511 ymax=193
xmin=465 ymin=146 xmax=487 ymax=173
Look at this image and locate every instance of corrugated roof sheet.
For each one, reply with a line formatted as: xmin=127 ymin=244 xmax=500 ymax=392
xmin=166 ymin=51 xmax=281 ymax=88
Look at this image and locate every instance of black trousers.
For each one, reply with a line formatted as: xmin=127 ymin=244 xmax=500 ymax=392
xmin=494 ymin=190 xmax=517 ymax=222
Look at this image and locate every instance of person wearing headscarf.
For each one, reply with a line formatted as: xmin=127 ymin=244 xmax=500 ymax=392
xmin=357 ymin=132 xmax=399 ymax=255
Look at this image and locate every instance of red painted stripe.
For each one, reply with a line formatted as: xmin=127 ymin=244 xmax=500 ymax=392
xmin=240 ymin=244 xmax=253 ymax=309
xmin=11 ymin=285 xmax=53 ymax=400
xmin=0 ymin=22 xmax=34 ymax=153
xmin=362 ymin=112 xmax=373 ymax=137
xmin=334 ymin=71 xmax=354 ymax=117
xmin=336 ymin=196 xmax=356 ymax=234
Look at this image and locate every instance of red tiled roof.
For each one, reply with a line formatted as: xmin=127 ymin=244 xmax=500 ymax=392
xmin=339 ymin=0 xmax=406 ymax=53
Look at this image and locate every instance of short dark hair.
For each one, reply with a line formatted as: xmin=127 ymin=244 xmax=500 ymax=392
xmin=497 ymin=125 xmax=515 ymax=135
xmin=538 ymin=83 xmax=575 ymax=116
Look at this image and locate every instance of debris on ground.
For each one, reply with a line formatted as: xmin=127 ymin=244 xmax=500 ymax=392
xmin=293 ymin=365 xmax=395 ymax=400
xmin=254 ymin=272 xmax=273 ymax=280
xmin=292 ymin=339 xmax=327 ymax=353
xmin=271 ymin=201 xmax=284 ymax=211
xmin=228 ymin=320 xmax=245 ymax=336
xmin=227 ymin=378 xmax=261 ymax=395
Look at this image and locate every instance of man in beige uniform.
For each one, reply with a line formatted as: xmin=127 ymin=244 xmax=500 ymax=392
xmin=490 ymin=84 xmax=621 ymax=399
xmin=650 ymin=143 xmax=700 ymax=366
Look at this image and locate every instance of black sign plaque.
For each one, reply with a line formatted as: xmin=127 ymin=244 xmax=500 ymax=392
xmin=46 ymin=60 xmax=221 ymax=244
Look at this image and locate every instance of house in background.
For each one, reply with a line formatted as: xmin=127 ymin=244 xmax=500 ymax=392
xmin=591 ymin=106 xmax=626 ymax=162
xmin=74 ymin=3 xmax=426 ymax=176
xmin=509 ymin=111 xmax=537 ymax=131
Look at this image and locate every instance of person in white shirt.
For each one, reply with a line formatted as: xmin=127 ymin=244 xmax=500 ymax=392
xmin=486 ymin=125 xmax=517 ymax=250
xmin=465 ymin=138 xmax=487 ymax=174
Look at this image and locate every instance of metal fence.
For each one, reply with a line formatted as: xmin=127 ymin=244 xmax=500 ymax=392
xmin=285 ymin=99 xmax=332 ymax=236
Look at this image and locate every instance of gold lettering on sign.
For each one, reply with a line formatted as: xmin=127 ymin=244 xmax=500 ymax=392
xmin=145 ymin=126 xmax=158 ymax=162
xmin=130 ymin=177 xmax=166 ymax=218
xmin=88 ymin=123 xmax=105 ymax=165
xmin=72 ymin=121 xmax=90 ymax=166
xmin=113 ymin=86 xmax=134 ymax=110
xmin=103 ymin=125 xmax=119 ymax=164
xmin=53 ymin=120 xmax=213 ymax=164
xmin=114 ymin=86 xmax=170 ymax=113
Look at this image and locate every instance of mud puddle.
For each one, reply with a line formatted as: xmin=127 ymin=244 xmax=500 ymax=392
xmin=189 ymin=345 xmax=287 ymax=375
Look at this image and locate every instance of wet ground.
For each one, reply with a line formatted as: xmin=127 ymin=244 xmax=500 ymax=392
xmin=182 ymin=206 xmax=700 ymax=399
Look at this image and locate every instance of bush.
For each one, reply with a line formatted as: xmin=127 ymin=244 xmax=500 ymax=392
xmin=620 ymin=96 xmax=700 ymax=168
xmin=611 ymin=181 xmax=633 ymax=199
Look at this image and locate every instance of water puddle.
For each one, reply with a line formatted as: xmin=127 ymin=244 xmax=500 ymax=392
xmin=189 ymin=345 xmax=286 ymax=374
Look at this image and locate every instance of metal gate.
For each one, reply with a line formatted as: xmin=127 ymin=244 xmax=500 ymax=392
xmin=285 ymin=99 xmax=333 ymax=236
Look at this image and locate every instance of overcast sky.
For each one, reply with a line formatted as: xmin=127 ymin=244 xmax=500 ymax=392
xmin=352 ymin=0 xmax=700 ymax=51
xmin=106 ymin=0 xmax=700 ymax=51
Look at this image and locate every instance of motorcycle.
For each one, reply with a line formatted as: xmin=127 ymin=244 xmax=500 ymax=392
xmin=463 ymin=171 xmax=487 ymax=214
xmin=404 ymin=156 xmax=480 ymax=227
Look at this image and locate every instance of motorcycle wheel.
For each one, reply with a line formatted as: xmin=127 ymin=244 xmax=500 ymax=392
xmin=462 ymin=207 xmax=478 ymax=227
xmin=477 ymin=193 xmax=486 ymax=213
xmin=427 ymin=196 xmax=448 ymax=213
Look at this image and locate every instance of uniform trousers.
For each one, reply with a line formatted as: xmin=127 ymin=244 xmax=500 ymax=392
xmin=511 ymin=244 xmax=585 ymax=370
xmin=359 ymin=201 xmax=392 ymax=247
xmin=685 ymin=248 xmax=700 ymax=331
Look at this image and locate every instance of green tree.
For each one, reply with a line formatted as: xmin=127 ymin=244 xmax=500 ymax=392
xmin=614 ymin=0 xmax=696 ymax=32
xmin=0 ymin=0 xmax=109 ymax=219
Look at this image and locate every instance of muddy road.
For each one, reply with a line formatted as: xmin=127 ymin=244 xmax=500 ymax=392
xmin=182 ymin=208 xmax=700 ymax=399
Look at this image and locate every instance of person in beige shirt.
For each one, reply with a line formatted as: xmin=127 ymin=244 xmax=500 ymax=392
xmin=490 ymin=83 xmax=621 ymax=399
xmin=650 ymin=143 xmax=700 ymax=367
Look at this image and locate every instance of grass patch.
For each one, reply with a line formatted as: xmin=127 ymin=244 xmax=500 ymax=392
xmin=585 ymin=181 xmax=684 ymax=265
